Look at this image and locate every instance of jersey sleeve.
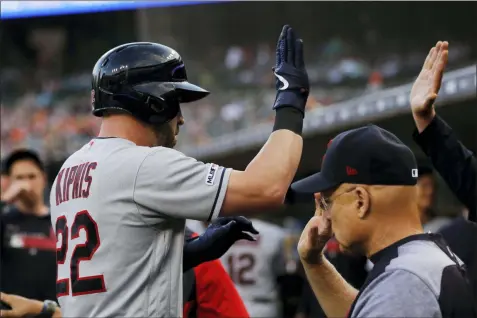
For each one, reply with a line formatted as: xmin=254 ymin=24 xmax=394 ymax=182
xmin=352 ymin=269 xmax=440 ymax=318
xmin=133 ymin=147 xmax=231 ymax=222
xmin=413 ymin=115 xmax=477 ymax=222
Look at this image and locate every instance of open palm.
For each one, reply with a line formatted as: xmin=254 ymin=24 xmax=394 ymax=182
xmin=410 ymin=41 xmax=449 ymax=115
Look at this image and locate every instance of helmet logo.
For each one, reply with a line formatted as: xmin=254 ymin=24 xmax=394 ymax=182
xmin=91 ymin=89 xmax=95 ymax=110
xmin=165 ymin=50 xmax=178 ymax=61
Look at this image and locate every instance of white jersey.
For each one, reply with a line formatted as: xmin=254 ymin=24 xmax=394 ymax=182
xmin=49 ymin=138 xmax=230 ymax=317
xmin=187 ymin=219 xmax=287 ymax=317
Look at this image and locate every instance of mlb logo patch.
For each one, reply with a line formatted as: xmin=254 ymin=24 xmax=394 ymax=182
xmin=205 ymin=164 xmax=219 ymax=186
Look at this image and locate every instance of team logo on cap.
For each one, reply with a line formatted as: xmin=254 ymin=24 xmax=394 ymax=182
xmin=346 ymin=166 xmax=358 ymax=176
xmin=412 ymin=169 xmax=418 ymax=178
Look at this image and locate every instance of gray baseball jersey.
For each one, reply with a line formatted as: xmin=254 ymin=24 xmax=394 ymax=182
xmin=49 ymin=138 xmax=231 ymax=317
xmin=221 ymin=219 xmax=287 ymax=318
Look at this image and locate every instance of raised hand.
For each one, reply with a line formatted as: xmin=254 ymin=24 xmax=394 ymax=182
xmin=410 ymin=41 xmax=449 ymax=131
xmin=273 ymin=25 xmax=309 ymax=115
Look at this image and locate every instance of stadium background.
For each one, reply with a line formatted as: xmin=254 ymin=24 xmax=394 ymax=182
xmin=1 ymin=1 xmax=476 ymax=315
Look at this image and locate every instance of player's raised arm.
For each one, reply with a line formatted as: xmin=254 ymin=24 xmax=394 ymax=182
xmin=222 ymin=25 xmax=309 ymax=215
xmin=132 ymin=25 xmax=308 ymax=221
xmin=410 ymin=41 xmax=476 ymax=221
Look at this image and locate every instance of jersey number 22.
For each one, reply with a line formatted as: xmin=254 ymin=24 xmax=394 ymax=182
xmin=55 ymin=210 xmax=106 ymax=298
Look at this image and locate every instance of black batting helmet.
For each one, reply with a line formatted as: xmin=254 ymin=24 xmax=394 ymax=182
xmin=91 ymin=42 xmax=209 ymax=125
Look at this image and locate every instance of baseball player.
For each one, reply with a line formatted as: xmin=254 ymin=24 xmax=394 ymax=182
xmin=49 ymin=25 xmax=309 ymax=317
xmin=187 ymin=218 xmax=287 ymax=317
xmin=221 ymin=219 xmax=287 ymax=317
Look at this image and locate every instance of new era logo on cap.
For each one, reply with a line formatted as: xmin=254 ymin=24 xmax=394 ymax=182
xmin=346 ymin=166 xmax=358 ymax=176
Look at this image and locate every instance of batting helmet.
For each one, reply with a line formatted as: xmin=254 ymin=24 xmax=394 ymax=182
xmin=91 ymin=42 xmax=209 ymax=125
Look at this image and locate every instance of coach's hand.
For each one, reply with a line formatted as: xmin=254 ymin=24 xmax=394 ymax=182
xmin=298 ymin=195 xmax=333 ymax=265
xmin=183 ymin=217 xmax=259 ymax=271
xmin=272 ymin=25 xmax=309 ymax=115
xmin=410 ymin=41 xmax=448 ymax=132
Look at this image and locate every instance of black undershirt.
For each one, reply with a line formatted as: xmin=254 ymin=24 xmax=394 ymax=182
xmin=1 ymin=205 xmax=57 ymax=302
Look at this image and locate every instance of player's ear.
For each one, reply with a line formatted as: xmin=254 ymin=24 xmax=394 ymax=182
xmin=354 ymin=186 xmax=370 ymax=219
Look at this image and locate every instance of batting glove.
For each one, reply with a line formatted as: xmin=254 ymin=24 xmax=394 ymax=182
xmin=272 ymin=25 xmax=309 ymax=115
xmin=183 ymin=216 xmax=259 ymax=271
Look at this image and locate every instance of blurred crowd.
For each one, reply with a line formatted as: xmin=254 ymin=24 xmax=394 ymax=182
xmin=1 ymin=2 xmax=476 ymax=162
xmin=1 ymin=38 xmax=473 ymax=161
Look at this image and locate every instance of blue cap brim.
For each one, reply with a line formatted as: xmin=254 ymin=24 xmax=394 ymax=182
xmin=290 ymin=172 xmax=339 ymax=202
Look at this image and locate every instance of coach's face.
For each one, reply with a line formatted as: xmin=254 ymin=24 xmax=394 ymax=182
xmin=320 ymin=184 xmax=371 ymax=255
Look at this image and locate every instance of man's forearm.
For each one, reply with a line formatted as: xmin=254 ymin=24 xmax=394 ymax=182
xmin=245 ymin=108 xmax=303 ymax=200
xmin=302 ymin=257 xmax=358 ymax=318
xmin=413 ymin=114 xmax=477 ymax=221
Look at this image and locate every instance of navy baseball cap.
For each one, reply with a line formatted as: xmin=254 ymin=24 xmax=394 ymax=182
xmin=291 ymin=125 xmax=418 ymax=199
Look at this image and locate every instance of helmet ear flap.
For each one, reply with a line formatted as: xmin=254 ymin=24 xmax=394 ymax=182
xmin=146 ymin=96 xmax=166 ymax=113
xmin=145 ymin=94 xmax=180 ymax=125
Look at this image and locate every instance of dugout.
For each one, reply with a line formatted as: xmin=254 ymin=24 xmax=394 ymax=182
xmin=197 ymin=96 xmax=477 ymax=218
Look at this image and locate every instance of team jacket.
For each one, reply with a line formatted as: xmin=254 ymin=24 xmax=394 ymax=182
xmin=413 ymin=115 xmax=476 ymax=222
xmin=183 ymin=228 xmax=249 ymax=318
xmin=413 ymin=115 xmax=477 ymax=302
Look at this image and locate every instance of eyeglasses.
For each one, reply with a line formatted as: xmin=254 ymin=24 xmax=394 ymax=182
xmin=318 ymin=187 xmax=356 ymax=212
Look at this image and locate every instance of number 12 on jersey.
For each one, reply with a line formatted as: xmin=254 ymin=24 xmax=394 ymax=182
xmin=227 ymin=253 xmax=256 ymax=285
xmin=55 ymin=210 xmax=106 ymax=298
